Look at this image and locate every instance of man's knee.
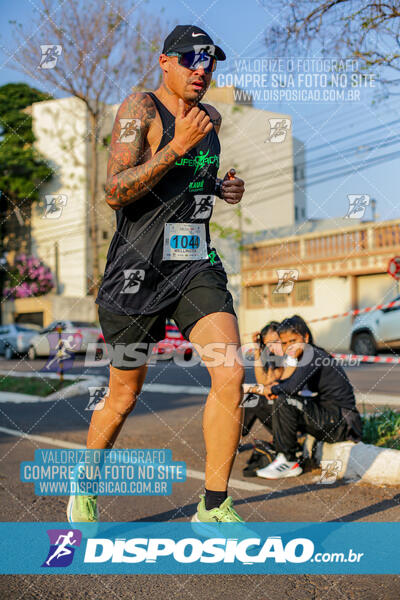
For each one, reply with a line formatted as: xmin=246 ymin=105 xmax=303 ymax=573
xmin=106 ymin=388 xmax=139 ymax=417
xmin=210 ymin=365 xmax=245 ymax=401
xmin=107 ymin=365 xmax=147 ymax=417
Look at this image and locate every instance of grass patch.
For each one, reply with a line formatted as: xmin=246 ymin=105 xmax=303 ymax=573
xmin=0 ymin=375 xmax=76 ymax=397
xmin=362 ymin=408 xmax=400 ymax=451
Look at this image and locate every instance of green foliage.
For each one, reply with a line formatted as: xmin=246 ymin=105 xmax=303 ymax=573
xmin=0 ymin=83 xmax=52 ymax=135
xmin=102 ymin=133 xmax=112 ymax=148
xmin=0 ymin=375 xmax=74 ymax=397
xmin=210 ymin=221 xmax=242 ymax=243
xmin=0 ymin=83 xmax=54 ymax=205
xmin=362 ymin=409 xmax=400 ymax=450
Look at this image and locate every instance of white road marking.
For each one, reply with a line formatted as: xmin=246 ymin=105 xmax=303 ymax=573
xmin=0 ymin=427 xmax=272 ymax=492
xmin=141 ymin=383 xmax=210 ymax=395
xmin=0 ymin=380 xmax=398 ymax=407
xmin=185 ymin=468 xmax=272 ymax=492
xmin=0 ymin=426 xmax=82 ymax=449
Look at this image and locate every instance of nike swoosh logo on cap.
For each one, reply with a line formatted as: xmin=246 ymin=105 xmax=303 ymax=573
xmin=192 ymin=32 xmax=205 ymax=37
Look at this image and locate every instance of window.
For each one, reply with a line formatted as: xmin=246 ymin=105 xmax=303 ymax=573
xmin=246 ymin=285 xmax=265 ymax=309
xmin=293 ymin=280 xmax=312 ymax=305
xmin=16 ymin=312 xmax=43 ymax=327
xmin=269 ymin=284 xmax=289 ymax=307
xmin=102 ymin=230 xmax=109 ymax=240
xmin=294 ymin=166 xmax=304 ymax=182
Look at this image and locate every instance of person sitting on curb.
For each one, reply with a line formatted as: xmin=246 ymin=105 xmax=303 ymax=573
xmin=256 ymin=315 xmax=363 ymax=480
xmin=240 ymin=321 xmax=284 ymax=476
xmin=241 ymin=320 xmax=284 ymax=437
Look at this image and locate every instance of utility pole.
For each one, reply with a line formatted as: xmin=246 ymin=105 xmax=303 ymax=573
xmin=370 ymin=198 xmax=377 ymax=222
xmin=54 ymin=241 xmax=60 ymax=294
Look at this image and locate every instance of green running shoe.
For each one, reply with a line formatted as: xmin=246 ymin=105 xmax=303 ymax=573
xmin=192 ymin=495 xmax=244 ymax=523
xmin=191 ymin=495 xmax=256 ymax=540
xmin=67 ymin=462 xmax=99 ymax=535
xmin=67 ymin=494 xmax=99 ymax=537
xmin=67 ymin=494 xmax=98 ymax=524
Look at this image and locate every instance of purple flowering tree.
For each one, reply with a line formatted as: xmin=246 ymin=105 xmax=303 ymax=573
xmin=4 ymin=254 xmax=54 ymax=299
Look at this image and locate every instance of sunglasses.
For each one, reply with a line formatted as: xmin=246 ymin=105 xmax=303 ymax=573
xmin=167 ymin=50 xmax=217 ymax=73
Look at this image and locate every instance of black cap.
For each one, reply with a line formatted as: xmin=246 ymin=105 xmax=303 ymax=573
xmin=162 ymin=25 xmax=226 ymax=61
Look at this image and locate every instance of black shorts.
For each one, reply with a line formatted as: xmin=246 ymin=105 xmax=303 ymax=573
xmin=98 ymin=269 xmax=236 ymax=370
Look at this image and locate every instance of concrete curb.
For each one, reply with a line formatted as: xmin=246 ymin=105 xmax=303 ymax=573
xmin=306 ymin=438 xmax=400 ymax=485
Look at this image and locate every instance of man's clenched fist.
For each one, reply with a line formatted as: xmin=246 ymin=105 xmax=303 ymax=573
xmin=221 ymin=169 xmax=245 ymax=204
xmin=171 ymin=98 xmax=213 ymax=156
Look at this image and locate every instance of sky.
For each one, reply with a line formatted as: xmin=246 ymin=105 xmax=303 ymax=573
xmin=1 ymin=0 xmax=399 ymax=224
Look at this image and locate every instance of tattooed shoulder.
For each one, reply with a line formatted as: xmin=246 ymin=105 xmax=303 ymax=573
xmin=117 ymin=91 xmax=156 ymax=123
xmin=107 ymin=92 xmax=156 ymax=178
xmin=112 ymin=92 xmax=156 ymax=144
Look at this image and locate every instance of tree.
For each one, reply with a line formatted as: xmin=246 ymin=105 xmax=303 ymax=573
xmin=264 ymin=1 xmax=400 ymax=95
xmin=0 ymin=83 xmax=54 ymax=253
xmin=5 ymin=0 xmax=169 ymax=295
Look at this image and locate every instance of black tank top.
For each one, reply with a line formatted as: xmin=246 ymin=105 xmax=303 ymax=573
xmin=96 ymin=92 xmax=226 ymax=315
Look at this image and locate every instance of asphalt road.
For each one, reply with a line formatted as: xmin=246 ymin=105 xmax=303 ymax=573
xmin=2 ymin=353 xmax=400 ymax=407
xmin=0 ymin=358 xmax=399 ymax=598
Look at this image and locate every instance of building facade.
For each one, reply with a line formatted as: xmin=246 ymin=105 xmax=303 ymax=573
xmin=241 ymin=218 xmax=400 ymax=351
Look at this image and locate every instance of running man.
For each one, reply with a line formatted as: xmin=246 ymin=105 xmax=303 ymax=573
xmin=67 ymin=25 xmax=246 ymax=525
xmin=45 ymin=531 xmax=77 ymax=566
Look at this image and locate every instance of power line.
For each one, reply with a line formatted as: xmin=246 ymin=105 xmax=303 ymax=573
xmin=217 ymin=127 xmax=400 ymax=191
xmin=216 ymin=149 xmax=400 ymax=213
xmin=305 ymin=119 xmax=400 ymax=154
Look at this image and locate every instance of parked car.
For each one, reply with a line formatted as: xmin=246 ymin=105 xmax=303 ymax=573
xmin=0 ymin=324 xmax=40 ymax=359
xmin=152 ymin=319 xmax=193 ymax=361
xmin=27 ymin=320 xmax=103 ymax=359
xmin=350 ymin=295 xmax=400 ymax=355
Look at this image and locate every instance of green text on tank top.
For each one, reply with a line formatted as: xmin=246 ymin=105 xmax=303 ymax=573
xmin=95 ymin=92 xmax=225 ymax=316
xmin=118 ymin=92 xmax=221 ymax=259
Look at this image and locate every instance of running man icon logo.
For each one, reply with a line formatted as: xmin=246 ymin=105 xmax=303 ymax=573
xmin=38 ymin=45 xmax=62 ymax=69
xmin=86 ymin=386 xmax=109 ymax=411
xmin=192 ymin=44 xmax=216 ymax=56
xmin=118 ymin=119 xmax=141 ymax=143
xmin=121 ymin=269 xmax=145 ymax=294
xmin=192 ymin=194 xmax=215 ymax=219
xmin=239 ymin=393 xmax=260 ymax=408
xmin=318 ymin=460 xmax=342 ymax=484
xmin=42 ymin=194 xmax=68 ymax=219
xmin=42 ymin=529 xmax=82 ymax=568
xmin=266 ymin=118 xmax=291 ymax=143
xmin=42 ymin=332 xmax=82 ymax=372
xmin=345 ymin=194 xmax=370 ymax=219
xmin=274 ymin=269 xmax=299 ymax=294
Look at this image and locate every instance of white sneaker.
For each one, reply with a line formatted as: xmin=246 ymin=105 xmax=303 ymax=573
xmin=256 ymin=453 xmax=303 ymax=479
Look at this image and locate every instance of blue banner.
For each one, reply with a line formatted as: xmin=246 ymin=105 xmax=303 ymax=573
xmin=20 ymin=449 xmax=186 ymax=496
xmin=0 ymin=522 xmax=398 ymax=574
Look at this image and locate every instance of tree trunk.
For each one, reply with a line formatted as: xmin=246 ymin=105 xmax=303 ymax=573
xmin=88 ymin=110 xmax=100 ymax=297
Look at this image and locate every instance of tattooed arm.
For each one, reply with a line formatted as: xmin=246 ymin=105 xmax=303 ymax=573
xmin=105 ymin=92 xmax=212 ymax=211
xmin=105 ymin=92 xmax=179 ymax=210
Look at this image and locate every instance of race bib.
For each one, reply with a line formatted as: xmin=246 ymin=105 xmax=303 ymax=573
xmin=163 ymin=223 xmax=207 ymax=261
